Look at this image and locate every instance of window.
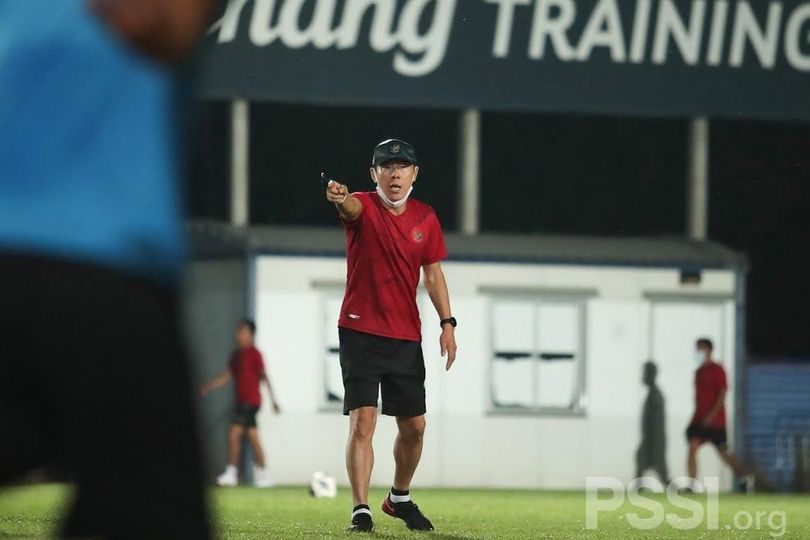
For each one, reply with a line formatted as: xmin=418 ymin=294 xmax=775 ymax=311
xmin=489 ymin=295 xmax=587 ymax=414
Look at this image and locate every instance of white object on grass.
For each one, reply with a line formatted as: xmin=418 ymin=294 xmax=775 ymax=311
xmin=310 ymin=471 xmax=338 ymax=498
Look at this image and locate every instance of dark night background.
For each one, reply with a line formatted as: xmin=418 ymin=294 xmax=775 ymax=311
xmin=187 ymin=102 xmax=810 ymax=360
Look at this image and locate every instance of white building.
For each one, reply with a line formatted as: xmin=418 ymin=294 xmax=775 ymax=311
xmin=186 ymin=223 xmax=747 ymax=491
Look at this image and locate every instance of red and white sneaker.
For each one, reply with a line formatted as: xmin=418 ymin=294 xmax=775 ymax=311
xmin=381 ymin=495 xmax=434 ymax=531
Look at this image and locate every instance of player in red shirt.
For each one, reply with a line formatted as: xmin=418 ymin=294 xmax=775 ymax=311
xmin=326 ymin=139 xmax=457 ymax=533
xmin=200 ymin=319 xmax=280 ymax=487
xmin=686 ymin=338 xmax=751 ymax=490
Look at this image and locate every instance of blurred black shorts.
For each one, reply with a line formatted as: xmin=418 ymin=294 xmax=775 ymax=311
xmin=232 ymin=402 xmax=260 ymax=427
xmin=0 ymin=254 xmax=210 ymax=539
xmin=339 ymin=327 xmax=425 ymax=418
xmin=686 ymin=424 xmax=728 ymax=450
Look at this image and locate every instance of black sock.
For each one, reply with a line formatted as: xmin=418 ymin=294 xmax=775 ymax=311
xmin=390 ymin=487 xmax=409 ymax=496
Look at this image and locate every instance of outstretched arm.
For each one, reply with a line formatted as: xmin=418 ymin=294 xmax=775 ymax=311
xmin=326 ymin=180 xmax=362 ymax=223
xmin=200 ymin=369 xmax=232 ymax=397
xmin=423 ymin=262 xmax=457 ymax=371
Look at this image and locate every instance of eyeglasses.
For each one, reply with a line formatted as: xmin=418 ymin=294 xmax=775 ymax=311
xmin=379 ymin=163 xmax=412 ymax=173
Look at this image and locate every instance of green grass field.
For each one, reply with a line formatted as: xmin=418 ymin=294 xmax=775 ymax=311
xmin=1 ymin=484 xmax=808 ymax=539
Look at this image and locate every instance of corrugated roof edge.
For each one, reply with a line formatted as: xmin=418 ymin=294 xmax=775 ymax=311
xmin=187 ymin=221 xmax=748 ymax=270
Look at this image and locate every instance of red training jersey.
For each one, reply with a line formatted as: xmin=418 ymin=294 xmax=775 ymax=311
xmin=691 ymin=361 xmax=728 ymax=428
xmin=338 ymin=191 xmax=447 ymax=342
xmin=229 ymin=345 xmax=265 ymax=407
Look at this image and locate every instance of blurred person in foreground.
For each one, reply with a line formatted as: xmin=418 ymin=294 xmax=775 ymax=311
xmin=686 ymin=338 xmax=753 ymax=492
xmin=325 ymin=139 xmax=457 ymax=533
xmin=0 ymin=0 xmax=216 ymax=537
xmin=200 ymin=319 xmax=281 ymax=488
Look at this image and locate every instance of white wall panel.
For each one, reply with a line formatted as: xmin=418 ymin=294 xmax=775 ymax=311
xmin=248 ymin=255 xmax=739 ymax=490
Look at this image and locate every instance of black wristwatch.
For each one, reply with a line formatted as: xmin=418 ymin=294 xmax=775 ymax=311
xmin=440 ymin=317 xmax=457 ymax=328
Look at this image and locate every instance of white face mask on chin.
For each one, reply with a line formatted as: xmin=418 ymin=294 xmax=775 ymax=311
xmin=376 ymin=184 xmax=413 ymax=208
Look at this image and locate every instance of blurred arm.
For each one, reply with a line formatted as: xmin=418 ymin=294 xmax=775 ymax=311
xmin=261 ymin=373 xmax=280 ymax=413
xmin=701 ymin=388 xmax=726 ymax=426
xmin=200 ymin=369 xmax=232 ymax=396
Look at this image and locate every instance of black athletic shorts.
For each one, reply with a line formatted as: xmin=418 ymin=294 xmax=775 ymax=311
xmin=339 ymin=327 xmax=426 ymax=418
xmin=0 ymin=254 xmax=210 ymax=539
xmin=232 ymin=402 xmax=260 ymax=427
xmin=686 ymin=424 xmax=728 ymax=450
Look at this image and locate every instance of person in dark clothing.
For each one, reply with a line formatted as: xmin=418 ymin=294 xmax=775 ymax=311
xmin=636 ymin=361 xmax=670 ymax=484
xmin=0 ymin=1 xmax=215 ymax=537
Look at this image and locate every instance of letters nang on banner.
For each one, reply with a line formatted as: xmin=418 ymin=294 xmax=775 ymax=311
xmin=211 ymin=0 xmax=456 ymax=76
xmin=211 ymin=0 xmax=810 ymax=77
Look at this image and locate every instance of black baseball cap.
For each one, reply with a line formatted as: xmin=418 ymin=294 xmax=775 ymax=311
xmin=372 ymin=139 xmax=418 ymax=167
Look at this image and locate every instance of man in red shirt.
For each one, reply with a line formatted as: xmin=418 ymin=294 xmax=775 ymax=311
xmin=686 ymin=338 xmax=749 ymax=489
xmin=325 ymin=139 xmax=457 ymax=533
xmin=200 ymin=319 xmax=280 ymax=487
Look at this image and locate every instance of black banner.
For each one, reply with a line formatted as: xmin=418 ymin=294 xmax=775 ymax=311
xmin=198 ymin=0 xmax=810 ymax=121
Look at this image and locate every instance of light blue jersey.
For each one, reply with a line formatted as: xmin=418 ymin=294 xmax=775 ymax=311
xmin=0 ymin=1 xmax=184 ymax=285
